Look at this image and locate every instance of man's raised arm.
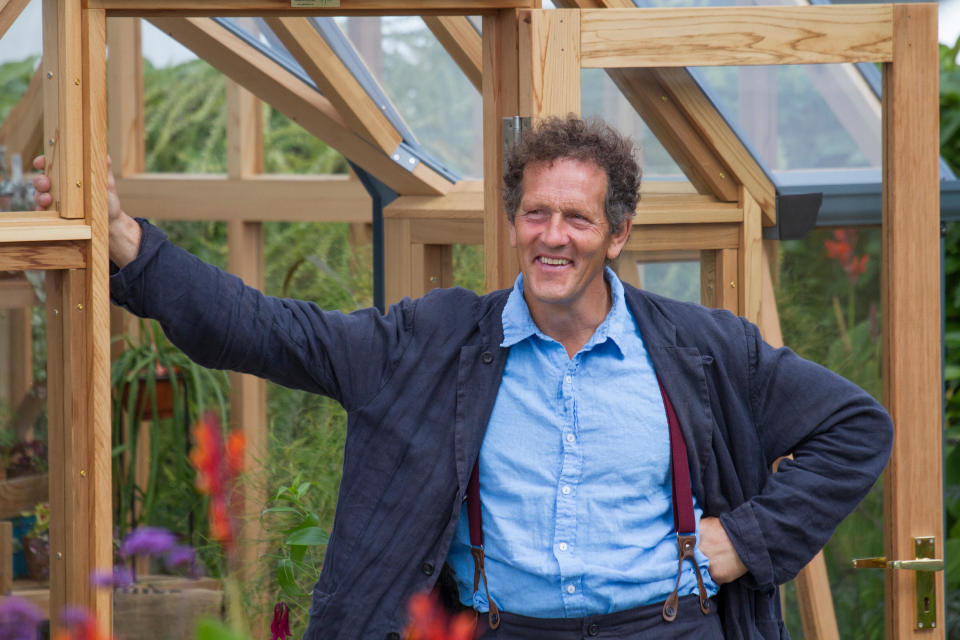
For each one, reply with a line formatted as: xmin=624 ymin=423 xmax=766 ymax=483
xmin=33 ymin=155 xmax=141 ymax=267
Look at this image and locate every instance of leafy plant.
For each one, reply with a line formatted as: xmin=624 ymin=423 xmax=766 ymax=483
xmin=111 ymin=319 xmax=229 ymax=545
xmin=262 ymin=477 xmax=329 ymax=605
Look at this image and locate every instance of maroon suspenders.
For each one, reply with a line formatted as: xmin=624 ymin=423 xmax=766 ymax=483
xmin=465 ymin=377 xmax=710 ymax=630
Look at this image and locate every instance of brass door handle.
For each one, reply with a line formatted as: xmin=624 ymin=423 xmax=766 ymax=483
xmin=851 ymin=557 xmax=944 ymax=571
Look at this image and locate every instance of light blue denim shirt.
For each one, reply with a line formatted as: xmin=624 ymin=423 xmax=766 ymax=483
xmin=445 ymin=268 xmax=718 ymax=617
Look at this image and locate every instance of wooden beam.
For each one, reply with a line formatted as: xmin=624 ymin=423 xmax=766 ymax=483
xmin=0 ymin=0 xmax=30 ymax=40
xmin=384 ymin=180 xmax=482 ymax=219
xmin=700 ymin=248 xmax=738 ymax=314
xmin=738 ymin=187 xmax=761 ymax=323
xmin=882 ymin=4 xmax=943 ymax=638
xmin=43 ymin=0 xmax=86 ymax=220
xmin=482 ymin=9 xmax=520 ymax=292
xmin=148 ymin=17 xmax=451 ymax=196
xmin=224 ymin=75 xmax=268 ymax=638
xmin=0 ymin=474 xmax=49 ymax=520
xmin=623 ymin=223 xmax=740 ymax=252
xmin=0 ymin=241 xmax=86 ymax=270
xmin=518 ymin=9 xmax=580 ymax=118
xmin=81 ymin=6 xmax=113 ymax=632
xmin=410 ymin=218 xmax=482 ymax=245
xmin=106 ymin=17 xmax=145 ymax=177
xmin=580 ymin=5 xmax=894 ymax=68
xmin=226 ymin=79 xmax=263 ymax=178
xmin=265 ymin=17 xmax=403 ymax=154
xmin=423 ymin=16 xmax=482 ymax=92
xmin=115 ymin=174 xmax=372 ymax=222
xmin=384 ymin=217 xmax=412 ymax=306
xmin=0 ymin=218 xmax=91 ymax=241
xmin=604 ymin=67 xmax=740 ymax=203
xmin=91 ymin=0 xmax=538 ymax=16
xmin=0 ymin=67 xmax=44 ymax=166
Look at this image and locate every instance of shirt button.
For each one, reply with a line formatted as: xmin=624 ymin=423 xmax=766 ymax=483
xmin=565 ymin=433 xmax=575 ymax=443
xmin=588 ymin=623 xmax=601 ymax=636
xmin=567 ymin=584 xmax=576 ymax=594
xmin=558 ymin=542 xmax=568 ymax=551
xmin=564 ymin=375 xmax=572 ymax=384
xmin=421 ymin=562 xmax=435 ymax=576
xmin=481 ymin=351 xmax=494 ymax=364
xmin=561 ymin=485 xmax=571 ymax=495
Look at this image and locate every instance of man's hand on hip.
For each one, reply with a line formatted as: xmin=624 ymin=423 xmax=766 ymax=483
xmin=699 ymin=516 xmax=748 ymax=584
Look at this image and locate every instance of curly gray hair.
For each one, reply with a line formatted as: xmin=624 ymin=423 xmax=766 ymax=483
xmin=502 ymin=115 xmax=641 ymax=234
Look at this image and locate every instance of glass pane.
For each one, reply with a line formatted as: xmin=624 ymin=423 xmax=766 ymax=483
xmin=614 ymin=252 xmax=700 ymax=303
xmin=0 ymin=271 xmax=48 ymax=617
xmin=775 ymin=227 xmax=884 ymax=639
xmin=690 ymin=64 xmax=880 ymax=173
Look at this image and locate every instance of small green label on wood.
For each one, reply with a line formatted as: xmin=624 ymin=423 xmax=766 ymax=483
xmin=291 ymin=0 xmax=340 ymax=6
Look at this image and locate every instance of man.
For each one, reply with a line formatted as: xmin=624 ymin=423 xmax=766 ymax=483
xmin=35 ymin=116 xmax=891 ymax=639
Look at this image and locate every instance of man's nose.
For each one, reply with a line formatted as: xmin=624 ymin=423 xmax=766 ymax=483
xmin=542 ymin=213 xmax=569 ymax=246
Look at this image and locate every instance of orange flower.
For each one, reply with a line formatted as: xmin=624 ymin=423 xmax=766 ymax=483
xmin=404 ymin=593 xmax=476 ymax=640
xmin=189 ymin=412 xmax=243 ymax=552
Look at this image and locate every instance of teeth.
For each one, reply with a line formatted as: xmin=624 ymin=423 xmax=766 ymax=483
xmin=540 ymin=257 xmax=570 ymax=266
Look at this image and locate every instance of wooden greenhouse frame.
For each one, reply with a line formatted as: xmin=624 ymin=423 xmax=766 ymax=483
xmin=0 ymin=1 xmax=943 ymax=638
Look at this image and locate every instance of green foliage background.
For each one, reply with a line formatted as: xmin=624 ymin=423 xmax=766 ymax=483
xmin=1 ymin=25 xmax=959 ymax=638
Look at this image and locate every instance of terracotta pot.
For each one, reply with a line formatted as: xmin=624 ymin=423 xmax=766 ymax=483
xmin=22 ymin=535 xmax=48 ymax=582
xmin=122 ymin=374 xmax=178 ymax=421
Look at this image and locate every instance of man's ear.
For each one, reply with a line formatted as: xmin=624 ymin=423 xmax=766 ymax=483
xmin=606 ymin=217 xmax=632 ymax=261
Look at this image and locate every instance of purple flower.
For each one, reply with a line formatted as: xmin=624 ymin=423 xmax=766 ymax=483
xmin=0 ymin=597 xmax=44 ymax=640
xmin=119 ymin=526 xmax=177 ymax=558
xmin=165 ymin=544 xmax=196 ymax=570
xmin=60 ymin=604 xmax=91 ymax=627
xmin=90 ymin=566 xmax=135 ymax=588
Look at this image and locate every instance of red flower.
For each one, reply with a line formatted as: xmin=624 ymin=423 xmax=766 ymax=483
xmin=405 ymin=593 xmax=476 ymax=640
xmin=824 ymin=228 xmax=869 ymax=285
xmin=189 ymin=412 xmax=243 ymax=552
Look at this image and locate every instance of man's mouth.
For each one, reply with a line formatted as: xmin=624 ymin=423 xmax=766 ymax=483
xmin=538 ymin=257 xmax=571 ymax=266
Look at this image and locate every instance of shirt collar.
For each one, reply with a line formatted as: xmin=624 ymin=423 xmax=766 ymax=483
xmin=500 ymin=266 xmax=630 ymax=356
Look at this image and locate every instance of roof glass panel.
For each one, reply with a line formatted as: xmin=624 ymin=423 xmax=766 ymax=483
xmin=336 ymin=16 xmax=482 ymax=178
xmin=689 ymin=63 xmax=881 ymax=174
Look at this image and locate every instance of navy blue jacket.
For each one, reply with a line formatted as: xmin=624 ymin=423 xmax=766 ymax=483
xmin=111 ymin=221 xmax=893 ymax=640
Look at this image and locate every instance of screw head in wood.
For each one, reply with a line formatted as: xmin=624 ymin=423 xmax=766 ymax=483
xmin=56 ymin=552 xmax=62 ymax=559
xmin=52 ymin=309 xmax=59 ymax=316
xmin=80 ymin=470 xmax=87 ymax=477
xmin=76 ymin=181 xmax=82 ymax=188
xmin=48 ymin=138 xmax=54 ymax=146
xmin=719 ymin=172 xmax=726 ymax=180
xmin=76 ymin=303 xmax=83 ymax=310
xmin=74 ymin=78 xmax=80 ymax=86
xmin=730 ymin=281 xmax=737 ymax=288
xmin=46 ymin=71 xmax=53 ymax=79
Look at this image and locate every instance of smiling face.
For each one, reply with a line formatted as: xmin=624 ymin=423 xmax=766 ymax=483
xmin=509 ymin=157 xmax=632 ymax=326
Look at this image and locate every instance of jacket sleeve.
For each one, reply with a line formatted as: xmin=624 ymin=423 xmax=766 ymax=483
xmin=110 ymin=219 xmax=413 ymax=411
xmin=717 ymin=318 xmax=893 ymax=590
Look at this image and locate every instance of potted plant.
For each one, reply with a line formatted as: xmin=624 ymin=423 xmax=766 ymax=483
xmin=111 ymin=318 xmax=229 ymax=544
xmin=21 ymin=502 xmax=48 ymax=582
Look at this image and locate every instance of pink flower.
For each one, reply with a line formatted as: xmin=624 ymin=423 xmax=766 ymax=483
xmin=271 ymin=602 xmax=292 ymax=640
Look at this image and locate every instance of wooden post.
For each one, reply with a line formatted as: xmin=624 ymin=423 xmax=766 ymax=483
xmin=738 ymin=187 xmax=762 ymax=324
xmin=882 ymin=4 xmax=943 ymax=638
xmin=225 ymin=77 xmax=268 ymax=636
xmin=700 ymin=249 xmax=738 ymax=314
xmin=482 ymin=9 xmax=520 ymax=292
xmin=106 ymin=17 xmax=144 ymax=177
xmin=43 ymin=1 xmax=111 ymax=633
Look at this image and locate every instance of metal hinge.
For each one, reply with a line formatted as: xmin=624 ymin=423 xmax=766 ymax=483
xmin=502 ymin=116 xmax=532 ymax=173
